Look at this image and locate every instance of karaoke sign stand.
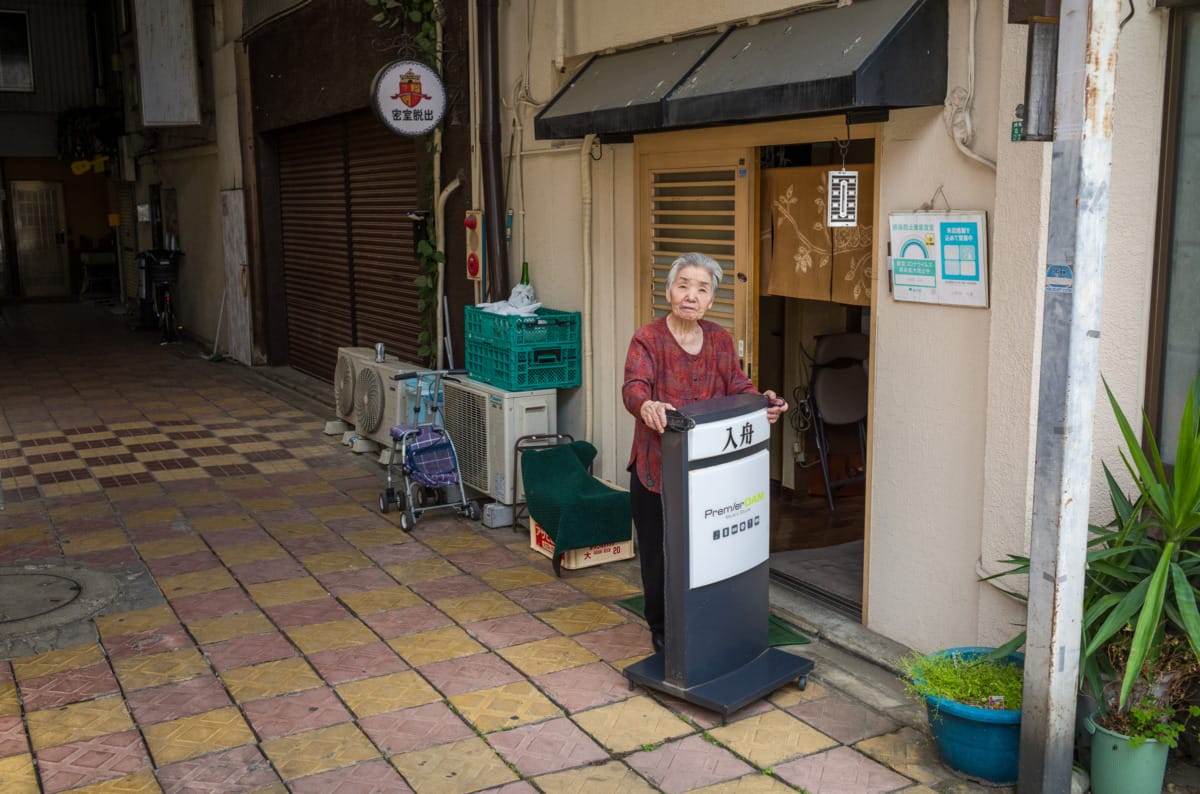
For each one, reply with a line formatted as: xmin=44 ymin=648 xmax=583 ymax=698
xmin=624 ymin=394 xmax=814 ymax=716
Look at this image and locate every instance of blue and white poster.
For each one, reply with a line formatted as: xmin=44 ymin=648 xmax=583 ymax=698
xmin=888 ymin=211 xmax=989 ymax=308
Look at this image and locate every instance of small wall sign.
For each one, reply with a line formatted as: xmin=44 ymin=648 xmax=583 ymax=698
xmin=888 ymin=210 xmax=990 ymax=308
xmin=370 ymin=60 xmax=446 ymax=137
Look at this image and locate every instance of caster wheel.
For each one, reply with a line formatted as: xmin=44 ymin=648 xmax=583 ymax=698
xmin=378 ymin=493 xmax=390 ymax=514
xmin=399 ymin=511 xmax=413 ymax=532
xmin=422 ymin=486 xmax=441 ymax=506
xmin=798 ymin=676 xmax=808 ymax=691
xmin=465 ymin=500 xmax=481 ymax=521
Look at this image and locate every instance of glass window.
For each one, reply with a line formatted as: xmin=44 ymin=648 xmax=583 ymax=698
xmin=1157 ymin=8 xmax=1200 ymax=464
xmin=0 ymin=11 xmax=33 ymax=92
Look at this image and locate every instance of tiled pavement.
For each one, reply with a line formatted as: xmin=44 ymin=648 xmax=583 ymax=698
xmin=0 ymin=303 xmax=1002 ymax=793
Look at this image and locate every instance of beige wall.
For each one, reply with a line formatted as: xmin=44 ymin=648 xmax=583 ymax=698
xmin=499 ymin=0 xmax=1170 ymax=652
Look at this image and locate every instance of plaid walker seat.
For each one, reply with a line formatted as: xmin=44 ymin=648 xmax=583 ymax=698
xmin=378 ymin=369 xmax=481 ymax=530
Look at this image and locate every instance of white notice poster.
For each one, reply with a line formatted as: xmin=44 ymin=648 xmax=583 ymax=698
xmin=688 ymin=449 xmax=770 ymax=589
xmin=889 ymin=211 xmax=989 ymax=308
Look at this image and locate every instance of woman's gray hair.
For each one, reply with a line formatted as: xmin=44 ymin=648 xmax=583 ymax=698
xmin=666 ymin=252 xmax=723 ymax=292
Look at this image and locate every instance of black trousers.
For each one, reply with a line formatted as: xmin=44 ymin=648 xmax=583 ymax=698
xmin=630 ymin=472 xmax=665 ymax=641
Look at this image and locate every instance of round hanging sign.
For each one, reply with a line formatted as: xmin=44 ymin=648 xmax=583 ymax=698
xmin=370 ymin=59 xmax=446 ymax=137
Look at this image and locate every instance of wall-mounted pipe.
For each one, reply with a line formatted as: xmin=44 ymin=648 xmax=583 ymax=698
xmin=477 ymin=0 xmax=509 ymax=301
xmin=580 ymin=133 xmax=596 ymax=443
xmin=436 ymin=175 xmax=463 ymax=369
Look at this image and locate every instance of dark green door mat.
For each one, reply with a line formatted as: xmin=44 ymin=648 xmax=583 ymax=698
xmin=615 ymin=595 xmax=810 ymax=646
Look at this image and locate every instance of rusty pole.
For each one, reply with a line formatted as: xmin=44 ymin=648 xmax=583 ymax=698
xmin=1021 ymin=1 xmax=1122 ymax=790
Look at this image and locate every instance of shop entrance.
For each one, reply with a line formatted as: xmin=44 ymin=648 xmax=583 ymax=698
xmin=756 ymin=139 xmax=874 ymax=622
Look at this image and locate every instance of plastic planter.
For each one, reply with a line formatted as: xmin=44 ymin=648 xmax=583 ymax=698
xmin=1085 ymin=712 xmax=1169 ymax=794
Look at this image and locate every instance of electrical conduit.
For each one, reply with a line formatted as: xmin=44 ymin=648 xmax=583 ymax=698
xmin=580 ymin=133 xmax=596 ymax=444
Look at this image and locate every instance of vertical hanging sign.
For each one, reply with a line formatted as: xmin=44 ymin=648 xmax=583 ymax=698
xmin=827 ymin=171 xmax=859 ymax=227
xmin=370 ymin=60 xmax=446 ymax=137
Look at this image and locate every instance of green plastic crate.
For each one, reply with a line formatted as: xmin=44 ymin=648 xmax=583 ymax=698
xmin=464 ymin=306 xmax=580 ymax=348
xmin=465 ymin=336 xmax=580 ymax=391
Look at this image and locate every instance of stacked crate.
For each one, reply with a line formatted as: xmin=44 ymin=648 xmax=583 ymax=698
xmin=464 ymin=306 xmax=581 ymax=392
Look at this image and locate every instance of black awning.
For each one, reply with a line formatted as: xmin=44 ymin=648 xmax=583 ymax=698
xmin=534 ymin=0 xmax=947 ymax=140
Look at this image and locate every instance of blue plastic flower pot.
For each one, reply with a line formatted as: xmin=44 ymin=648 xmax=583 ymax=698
xmin=917 ymin=646 xmax=1023 ymax=785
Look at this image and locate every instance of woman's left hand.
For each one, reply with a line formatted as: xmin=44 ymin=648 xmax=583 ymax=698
xmin=764 ymin=390 xmax=788 ymax=424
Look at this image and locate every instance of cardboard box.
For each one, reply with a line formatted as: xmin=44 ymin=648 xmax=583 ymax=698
xmin=530 ymin=518 xmax=636 ymax=570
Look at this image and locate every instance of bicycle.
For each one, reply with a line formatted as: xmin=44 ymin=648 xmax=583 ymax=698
xmin=135 ymin=250 xmax=183 ymax=344
xmin=153 ymin=276 xmax=179 ymax=344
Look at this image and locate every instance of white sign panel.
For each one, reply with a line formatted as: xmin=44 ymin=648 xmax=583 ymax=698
xmin=889 ymin=211 xmax=989 ymax=308
xmin=370 ymin=60 xmax=446 ymax=137
xmin=133 ymin=0 xmax=202 ymax=126
xmin=688 ymin=408 xmax=769 ymax=462
xmin=688 ymin=449 xmax=770 ymax=589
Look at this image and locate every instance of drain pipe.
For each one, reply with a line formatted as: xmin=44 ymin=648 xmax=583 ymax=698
xmin=477 ymin=0 xmax=509 ymax=301
xmin=580 ymin=133 xmax=596 ymax=443
xmin=435 ymin=175 xmax=463 ymax=369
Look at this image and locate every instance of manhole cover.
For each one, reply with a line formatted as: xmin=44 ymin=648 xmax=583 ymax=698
xmin=0 ymin=572 xmax=83 ymax=623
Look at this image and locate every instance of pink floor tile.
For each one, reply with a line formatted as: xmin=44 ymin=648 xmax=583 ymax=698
xmin=533 ymin=662 xmax=635 ymax=713
xmin=625 ymin=734 xmax=753 ymax=794
xmin=19 ymin=662 xmax=122 ymax=711
xmin=361 ymin=605 xmax=453 ymax=639
xmin=463 ymin=614 xmax=560 ymax=650
xmin=773 ymin=746 xmax=913 ymax=793
xmin=102 ymin=624 xmax=194 ymax=662
xmin=319 ymin=567 xmax=397 ymax=595
xmin=146 ymin=550 xmax=223 ymax=578
xmin=289 ymin=758 xmax=414 ymax=793
xmin=126 ymin=675 xmax=233 ymax=726
xmin=572 ymin=622 xmax=653 ymax=661
xmin=171 ymin=587 xmax=256 ymax=621
xmin=201 ymin=526 xmax=275 ymax=548
xmin=264 ymin=598 xmax=351 ymax=628
xmin=0 ymin=661 xmax=10 ymax=682
xmin=504 ymin=581 xmax=589 ymax=611
xmin=203 ymin=631 xmax=296 ymax=671
xmin=655 ymin=693 xmax=773 ymax=730
xmin=419 ymin=652 xmax=525 ymax=696
xmin=241 ymin=686 xmax=353 ymax=739
xmin=153 ymin=744 xmax=281 ymax=792
xmin=307 ymin=642 xmax=408 ymax=685
xmin=67 ymin=546 xmax=142 ymax=569
xmin=125 ymin=523 xmax=191 ymax=544
xmin=408 ymin=574 xmax=492 ymax=602
xmin=442 ymin=545 xmax=524 ymax=573
xmin=361 ymin=542 xmax=436 ymax=566
xmin=358 ymin=702 xmax=476 ymax=755
xmin=251 ymin=508 xmax=314 ymax=526
xmin=786 ymin=692 xmax=899 ymax=744
xmin=230 ymin=556 xmax=308 ymax=584
xmin=0 ymin=715 xmax=29 ymax=757
xmin=278 ymin=534 xmax=352 ymax=557
xmin=0 ymin=541 xmax=62 ymax=563
xmin=35 ymin=729 xmax=151 ymax=794
xmin=488 ymin=716 xmax=608 ymax=777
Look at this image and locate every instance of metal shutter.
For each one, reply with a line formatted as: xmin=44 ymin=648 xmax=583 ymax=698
xmin=277 ymin=116 xmax=352 ymax=380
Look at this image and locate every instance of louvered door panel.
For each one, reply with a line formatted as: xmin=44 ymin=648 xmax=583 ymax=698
xmin=346 ymin=111 xmax=422 ymax=364
xmin=278 ymin=117 xmax=351 ymax=380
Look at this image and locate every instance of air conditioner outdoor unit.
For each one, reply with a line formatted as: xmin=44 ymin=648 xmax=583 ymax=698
xmin=330 ymin=347 xmax=421 ymax=454
xmin=441 ymin=375 xmax=557 ymax=505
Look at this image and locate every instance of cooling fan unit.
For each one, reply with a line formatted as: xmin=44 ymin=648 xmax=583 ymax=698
xmin=335 ymin=353 xmax=356 ymax=417
xmin=355 ymin=366 xmax=386 ymax=440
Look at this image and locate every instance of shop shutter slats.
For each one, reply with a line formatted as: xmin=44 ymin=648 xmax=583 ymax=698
xmin=278 ymin=116 xmax=351 ymax=380
xmin=347 ymin=112 xmax=422 ymax=364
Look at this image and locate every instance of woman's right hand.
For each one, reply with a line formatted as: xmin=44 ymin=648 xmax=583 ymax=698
xmin=640 ymin=399 xmax=676 ymax=434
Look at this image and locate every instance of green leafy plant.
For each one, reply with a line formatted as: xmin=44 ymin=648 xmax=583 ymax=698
xmin=1093 ymin=631 xmax=1200 ymax=746
xmin=364 ymin=0 xmax=443 ymax=63
xmin=413 ymin=231 xmax=444 ymax=366
xmin=987 ymin=373 xmax=1200 ymax=710
xmin=901 ymin=649 xmax=1024 ymax=710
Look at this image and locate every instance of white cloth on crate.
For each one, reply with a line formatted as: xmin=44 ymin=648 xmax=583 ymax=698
xmin=475 ymin=283 xmax=541 ymax=315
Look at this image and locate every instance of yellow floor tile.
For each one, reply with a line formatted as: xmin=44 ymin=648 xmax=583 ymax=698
xmin=220 ymin=657 xmax=322 ymax=702
xmin=537 ymin=601 xmax=627 ymax=636
xmin=0 ymin=682 xmax=19 ymax=716
xmin=0 ymin=525 xmax=52 ymax=547
xmin=60 ymin=529 xmax=128 ymax=555
xmin=570 ymin=696 xmax=692 ymax=754
xmin=497 ymin=636 xmax=600 ymax=677
xmin=421 ymin=533 xmax=497 ymax=555
xmin=26 ymin=697 xmax=134 ymax=750
xmin=156 ymin=568 xmax=238 ymax=599
xmin=214 ymin=541 xmax=289 ymax=566
xmin=708 ymin=709 xmax=838 ymax=766
xmin=767 ymin=679 xmax=829 ymax=708
xmin=448 ymin=679 xmax=562 ymax=733
xmin=66 ymin=770 xmax=163 ymax=793
xmin=392 ymin=736 xmax=517 ymax=793
xmin=245 ymin=577 xmax=329 ymax=607
xmin=388 ymin=626 xmax=484 ymax=667
xmin=266 ymin=522 xmax=327 ymax=540
xmin=124 ymin=508 xmax=182 ymax=527
xmin=284 ymin=618 xmax=378 ymax=654
xmin=190 ymin=513 xmax=257 ymax=534
xmin=435 ymin=591 xmax=525 ymax=624
xmin=12 ymin=642 xmax=105 ymax=680
xmin=477 ymin=565 xmax=556 ymax=591
xmin=153 ymin=468 xmax=209 ymax=482
xmin=96 ymin=605 xmax=178 ymax=639
xmin=41 ymin=480 xmax=102 ymax=498
xmin=533 ymin=760 xmax=660 ymax=794
xmin=170 ymin=489 xmax=231 ymax=507
xmin=261 ymin=723 xmax=380 ymax=781
xmin=569 ymin=573 xmax=642 ymax=599
xmin=338 ymin=586 xmax=423 ymax=616
xmin=237 ymin=497 xmax=297 ymax=512
xmin=383 ymin=558 xmax=463 ymax=584
xmin=142 ymin=706 xmax=256 ymax=766
xmin=0 ymin=753 xmax=38 ymax=794
xmin=310 ymin=504 xmax=372 ymax=521
xmin=853 ymin=727 xmax=944 ymax=785
xmin=335 ymin=670 xmax=440 ymax=718
xmin=341 ymin=527 xmax=412 ymax=549
xmin=298 ymin=549 xmax=372 ymax=576
xmin=684 ymin=773 xmax=799 ymax=794
xmin=280 ymin=481 xmax=337 ymax=497
xmin=136 ymin=535 xmax=208 ymax=560
xmin=112 ymin=648 xmax=210 ymax=692
xmin=186 ymin=611 xmax=273 ymax=645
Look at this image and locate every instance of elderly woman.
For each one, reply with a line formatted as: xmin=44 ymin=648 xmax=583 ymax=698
xmin=622 ymin=252 xmax=787 ymax=653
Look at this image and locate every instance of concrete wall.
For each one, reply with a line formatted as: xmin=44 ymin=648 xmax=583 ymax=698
xmin=499 ymin=0 xmax=1170 ymax=652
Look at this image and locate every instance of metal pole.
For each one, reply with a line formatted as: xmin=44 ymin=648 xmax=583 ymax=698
xmin=1020 ymin=2 xmax=1122 ymax=791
